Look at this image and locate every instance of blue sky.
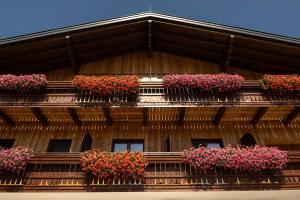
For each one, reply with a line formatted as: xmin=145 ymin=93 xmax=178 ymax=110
xmin=1 ymin=0 xmax=300 ymax=39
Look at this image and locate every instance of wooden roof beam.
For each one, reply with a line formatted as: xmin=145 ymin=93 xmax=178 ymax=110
xmin=65 ymin=35 xmax=80 ymax=74
xmin=148 ymin=20 xmax=152 ymax=58
xmin=177 ymin=107 xmax=186 ymax=125
xmin=30 ymin=107 xmax=49 ymax=126
xmin=142 ymin=108 xmax=148 ymax=126
xmin=67 ymin=108 xmax=81 ymax=126
xmin=251 ymin=107 xmax=268 ymax=126
xmin=102 ymin=107 xmax=112 ymax=126
xmin=0 ymin=109 xmax=15 ymax=126
xmin=220 ymin=35 xmax=235 ymax=72
xmin=213 ymin=107 xmax=226 ymax=126
xmin=283 ymin=107 xmax=300 ymax=126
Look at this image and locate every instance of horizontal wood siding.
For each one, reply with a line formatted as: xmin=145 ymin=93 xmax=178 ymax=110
xmin=0 ymin=122 xmax=299 ymax=152
xmin=46 ymin=51 xmax=263 ymax=80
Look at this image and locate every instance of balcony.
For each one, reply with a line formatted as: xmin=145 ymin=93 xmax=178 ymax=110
xmin=0 ymin=80 xmax=299 ymax=108
xmin=1 ymin=151 xmax=300 ymax=192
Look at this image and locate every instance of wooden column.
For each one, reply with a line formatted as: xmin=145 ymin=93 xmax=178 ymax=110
xmin=142 ymin=108 xmax=148 ymax=126
xmin=220 ymin=35 xmax=235 ymax=72
xmin=66 ymin=35 xmax=80 ymax=74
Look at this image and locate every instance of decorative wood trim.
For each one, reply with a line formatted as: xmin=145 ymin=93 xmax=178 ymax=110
xmin=142 ymin=108 xmax=148 ymax=126
xmin=283 ymin=107 xmax=300 ymax=125
xmin=30 ymin=107 xmax=49 ymax=126
xmin=148 ymin=20 xmax=152 ymax=58
xmin=213 ymin=107 xmax=226 ymax=125
xmin=177 ymin=107 xmax=186 ymax=125
xmin=65 ymin=35 xmax=80 ymax=74
xmin=102 ymin=106 xmax=112 ymax=126
xmin=67 ymin=108 xmax=81 ymax=126
xmin=0 ymin=109 xmax=15 ymax=126
xmin=220 ymin=35 xmax=235 ymax=72
xmin=251 ymin=107 xmax=268 ymax=125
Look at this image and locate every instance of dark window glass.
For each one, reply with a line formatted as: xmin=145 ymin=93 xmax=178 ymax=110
xmin=112 ymin=140 xmax=144 ymax=152
xmin=0 ymin=139 xmax=15 ymax=149
xmin=240 ymin=133 xmax=257 ymax=147
xmin=47 ymin=139 xmax=72 ymax=152
xmin=191 ymin=139 xmax=224 ymax=149
xmin=80 ymin=134 xmax=93 ymax=152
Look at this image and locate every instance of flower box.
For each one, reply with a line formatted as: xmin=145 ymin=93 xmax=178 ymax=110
xmin=81 ymin=150 xmax=148 ymax=183
xmin=262 ymin=74 xmax=300 ymax=94
xmin=0 ymin=74 xmax=47 ymax=94
xmin=72 ymin=75 xmax=139 ymax=97
xmin=0 ymin=146 xmax=34 ymax=174
xmin=183 ymin=145 xmax=287 ymax=174
xmin=162 ymin=74 xmax=245 ymax=93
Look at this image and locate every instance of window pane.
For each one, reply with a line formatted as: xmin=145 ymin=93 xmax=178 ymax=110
xmin=47 ymin=139 xmax=72 ymax=152
xmin=130 ymin=143 xmax=143 ymax=152
xmin=207 ymin=143 xmax=222 ymax=149
xmin=114 ymin=143 xmax=127 ymax=152
xmin=0 ymin=139 xmax=15 ymax=149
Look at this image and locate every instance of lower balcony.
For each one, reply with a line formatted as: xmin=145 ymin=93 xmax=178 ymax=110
xmin=1 ymin=152 xmax=300 ymax=192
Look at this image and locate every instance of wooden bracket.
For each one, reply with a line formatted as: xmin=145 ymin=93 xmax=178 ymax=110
xmin=31 ymin=107 xmax=49 ymax=126
xmin=213 ymin=107 xmax=226 ymax=125
xmin=147 ymin=20 xmax=152 ymax=58
xmin=0 ymin=109 xmax=15 ymax=126
xmin=102 ymin=107 xmax=112 ymax=126
xmin=283 ymin=107 xmax=300 ymax=125
xmin=142 ymin=108 xmax=148 ymax=126
xmin=251 ymin=107 xmax=268 ymax=125
xmin=177 ymin=107 xmax=186 ymax=125
xmin=220 ymin=35 xmax=235 ymax=72
xmin=67 ymin=108 xmax=81 ymax=126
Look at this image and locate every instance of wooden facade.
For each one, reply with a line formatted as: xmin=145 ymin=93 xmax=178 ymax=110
xmin=0 ymin=12 xmax=300 ymax=192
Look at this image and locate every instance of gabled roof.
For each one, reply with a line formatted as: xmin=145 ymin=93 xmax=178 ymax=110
xmin=0 ymin=12 xmax=300 ymax=74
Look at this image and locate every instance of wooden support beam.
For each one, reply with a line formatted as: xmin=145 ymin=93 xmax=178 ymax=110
xmin=147 ymin=20 xmax=152 ymax=58
xmin=67 ymin=108 xmax=81 ymax=126
xmin=177 ymin=107 xmax=186 ymax=125
xmin=0 ymin=109 xmax=15 ymax=126
xmin=65 ymin=35 xmax=80 ymax=74
xmin=251 ymin=107 xmax=268 ymax=126
xmin=213 ymin=107 xmax=226 ymax=126
xmin=220 ymin=35 xmax=235 ymax=72
xmin=283 ymin=107 xmax=300 ymax=125
xmin=142 ymin=108 xmax=148 ymax=126
xmin=102 ymin=107 xmax=112 ymax=126
xmin=30 ymin=107 xmax=49 ymax=126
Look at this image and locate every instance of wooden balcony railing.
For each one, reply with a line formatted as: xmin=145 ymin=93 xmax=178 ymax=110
xmin=0 ymin=80 xmax=299 ymax=107
xmin=1 ymin=152 xmax=300 ymax=191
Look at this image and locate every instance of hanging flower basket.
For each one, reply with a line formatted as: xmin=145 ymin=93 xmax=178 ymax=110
xmin=81 ymin=150 xmax=148 ymax=183
xmin=72 ymin=75 xmax=140 ymax=97
xmin=183 ymin=145 xmax=287 ymax=174
xmin=0 ymin=74 xmax=47 ymax=94
xmin=0 ymin=146 xmax=34 ymax=174
xmin=162 ymin=74 xmax=245 ymax=94
xmin=262 ymin=74 xmax=300 ymax=95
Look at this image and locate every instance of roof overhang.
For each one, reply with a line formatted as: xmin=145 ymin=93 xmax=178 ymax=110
xmin=0 ymin=12 xmax=300 ymax=74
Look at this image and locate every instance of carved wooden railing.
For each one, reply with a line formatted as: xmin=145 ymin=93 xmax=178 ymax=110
xmin=0 ymin=80 xmax=299 ymax=107
xmin=1 ymin=152 xmax=300 ymax=191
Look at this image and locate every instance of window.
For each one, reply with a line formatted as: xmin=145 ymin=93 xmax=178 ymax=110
xmin=0 ymin=139 xmax=15 ymax=149
xmin=80 ymin=134 xmax=92 ymax=152
xmin=112 ymin=139 xmax=144 ymax=152
xmin=47 ymin=139 xmax=72 ymax=152
xmin=240 ymin=133 xmax=257 ymax=146
xmin=191 ymin=139 xmax=224 ymax=149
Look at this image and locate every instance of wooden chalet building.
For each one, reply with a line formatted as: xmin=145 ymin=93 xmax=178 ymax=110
xmin=0 ymin=12 xmax=300 ymax=195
